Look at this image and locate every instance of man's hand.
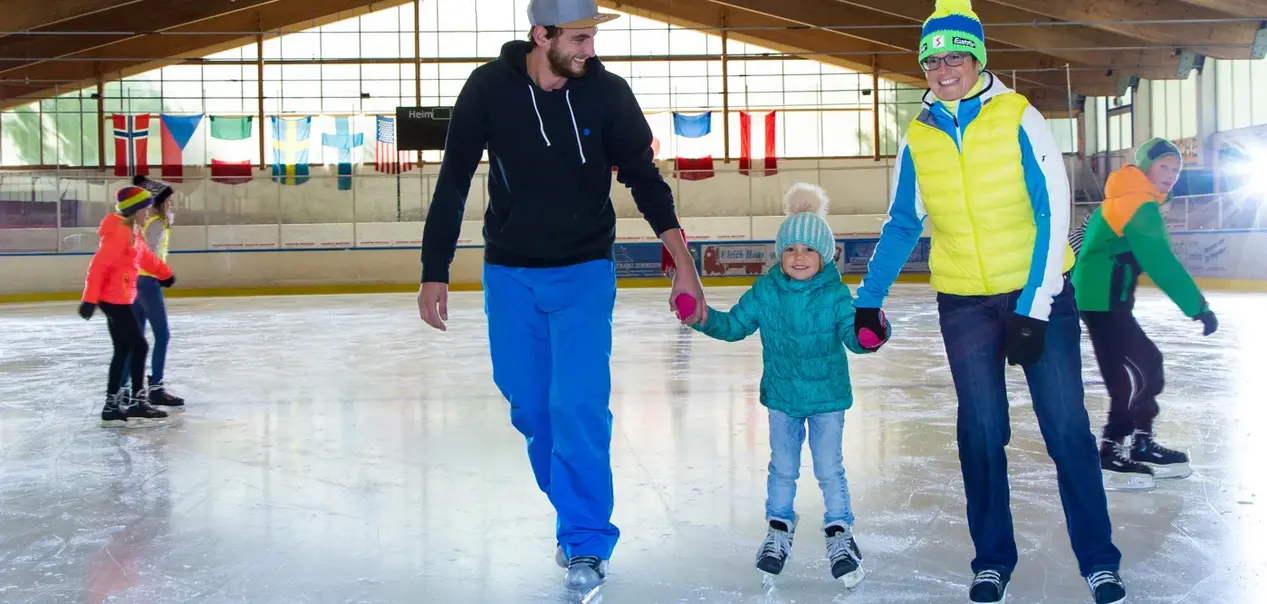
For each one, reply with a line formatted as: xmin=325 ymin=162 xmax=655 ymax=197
xmin=670 ymin=264 xmax=707 ymax=325
xmin=418 ymin=282 xmax=449 ymax=331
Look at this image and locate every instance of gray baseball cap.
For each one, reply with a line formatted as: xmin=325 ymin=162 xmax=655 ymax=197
xmin=528 ymin=0 xmax=620 ymax=28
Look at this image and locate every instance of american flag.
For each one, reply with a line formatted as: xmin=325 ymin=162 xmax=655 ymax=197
xmin=375 ymin=116 xmax=413 ymax=174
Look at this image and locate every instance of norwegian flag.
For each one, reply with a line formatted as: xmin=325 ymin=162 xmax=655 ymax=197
xmin=375 ymin=116 xmax=413 ymax=174
xmin=112 ymin=114 xmax=150 ymax=178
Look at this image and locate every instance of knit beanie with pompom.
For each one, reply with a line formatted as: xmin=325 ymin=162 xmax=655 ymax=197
xmin=776 ymin=183 xmax=836 ymax=262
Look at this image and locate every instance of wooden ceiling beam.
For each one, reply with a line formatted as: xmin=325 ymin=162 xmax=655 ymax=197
xmin=1173 ymin=0 xmax=1267 ymax=19
xmin=0 ymin=0 xmax=280 ymax=76
xmin=2 ymin=0 xmax=145 ymax=35
xmin=610 ymin=0 xmax=1063 ymax=91
xmin=835 ymin=0 xmax=1185 ymax=75
xmin=0 ymin=0 xmax=411 ymax=107
xmin=703 ymin=0 xmax=1110 ymax=79
xmin=983 ymin=0 xmax=1264 ymax=60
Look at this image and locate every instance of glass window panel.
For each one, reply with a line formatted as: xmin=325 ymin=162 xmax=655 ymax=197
xmin=1252 ymin=57 xmax=1267 ymax=126
xmin=822 ymin=110 xmax=859 ymax=157
xmin=1180 ymin=75 xmax=1197 ymax=138
xmin=321 ymin=32 xmax=361 ymax=60
xmin=1215 ymin=61 xmax=1233 ymax=132
xmin=1233 ymin=60 xmax=1252 ymax=129
xmin=362 ymin=31 xmax=403 ymax=59
xmin=781 ymin=111 xmax=820 ymax=158
xmin=282 ymin=32 xmax=320 ymax=60
xmin=667 ymin=26 xmax=708 ymax=55
xmin=438 ymin=32 xmax=478 ymax=57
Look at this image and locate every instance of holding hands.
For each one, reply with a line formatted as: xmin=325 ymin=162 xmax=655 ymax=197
xmin=853 ymin=307 xmax=891 ymax=351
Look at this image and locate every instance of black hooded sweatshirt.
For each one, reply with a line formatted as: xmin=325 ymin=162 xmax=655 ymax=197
xmin=420 ymin=40 xmax=680 ymax=283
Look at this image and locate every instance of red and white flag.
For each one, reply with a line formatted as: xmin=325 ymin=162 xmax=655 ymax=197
xmin=113 ymin=114 xmax=150 ymax=178
xmin=739 ymin=110 xmax=778 ymax=177
xmin=375 ymin=116 xmax=413 ymax=174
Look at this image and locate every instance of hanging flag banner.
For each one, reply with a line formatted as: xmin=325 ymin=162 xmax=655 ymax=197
xmin=739 ymin=111 xmax=779 ymax=176
xmin=112 ymin=114 xmax=150 ymax=178
xmin=322 ymin=116 xmax=364 ymax=191
xmin=159 ymin=114 xmax=203 ymax=182
xmin=375 ymin=116 xmax=413 ymax=174
xmin=271 ymin=116 xmax=312 ymax=186
xmin=209 ymin=116 xmax=254 ymax=185
xmin=672 ymin=111 xmax=712 ymax=138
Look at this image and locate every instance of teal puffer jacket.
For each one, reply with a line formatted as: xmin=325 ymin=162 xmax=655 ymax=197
xmin=693 ymin=261 xmax=876 ymax=418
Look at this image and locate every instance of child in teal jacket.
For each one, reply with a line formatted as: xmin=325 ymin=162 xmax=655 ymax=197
xmin=693 ymin=183 xmax=888 ymax=589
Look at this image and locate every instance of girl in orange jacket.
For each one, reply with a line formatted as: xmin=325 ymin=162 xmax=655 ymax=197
xmin=78 ymin=185 xmax=177 ymax=428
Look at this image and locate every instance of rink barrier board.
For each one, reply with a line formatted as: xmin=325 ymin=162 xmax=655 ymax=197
xmin=4 ymin=229 xmax=1267 ymax=303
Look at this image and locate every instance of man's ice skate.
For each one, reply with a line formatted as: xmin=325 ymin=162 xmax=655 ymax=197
xmin=148 ymin=380 xmax=185 ymax=411
xmin=755 ymin=514 xmax=796 ymax=584
xmin=564 ymin=556 xmax=607 ymax=601
xmin=100 ymin=394 xmax=128 ymax=428
xmin=1100 ymin=439 xmax=1155 ymax=491
xmin=824 ymin=521 xmax=864 ymax=589
xmin=1130 ymin=431 xmax=1191 ymax=479
xmin=968 ymin=569 xmax=1009 ymax=603
xmin=1085 ymin=570 xmax=1127 ymax=604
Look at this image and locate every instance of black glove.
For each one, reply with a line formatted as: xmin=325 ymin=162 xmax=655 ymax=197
xmin=1006 ymin=314 xmax=1047 ymax=367
xmin=1194 ymin=310 xmax=1218 ymax=336
xmin=78 ymin=302 xmax=96 ymax=320
xmin=853 ymin=307 xmax=890 ymax=351
xmin=159 ymin=275 xmax=176 ymax=288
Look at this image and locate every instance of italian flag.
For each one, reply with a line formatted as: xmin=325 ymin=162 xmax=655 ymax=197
xmin=209 ymin=116 xmax=254 ymax=185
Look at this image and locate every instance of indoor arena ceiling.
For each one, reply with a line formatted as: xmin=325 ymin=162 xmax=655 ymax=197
xmin=1 ymin=0 xmax=1265 ymax=113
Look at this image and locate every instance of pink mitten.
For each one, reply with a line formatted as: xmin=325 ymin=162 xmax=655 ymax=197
xmin=674 ymin=293 xmax=697 ymax=321
xmin=857 ymin=310 xmax=888 ymax=349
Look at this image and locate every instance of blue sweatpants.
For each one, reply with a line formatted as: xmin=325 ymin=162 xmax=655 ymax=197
xmin=483 ymin=259 xmax=620 ymax=560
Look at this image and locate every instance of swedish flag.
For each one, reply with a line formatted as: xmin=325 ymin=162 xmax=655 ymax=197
xmin=271 ymin=116 xmax=311 ymax=186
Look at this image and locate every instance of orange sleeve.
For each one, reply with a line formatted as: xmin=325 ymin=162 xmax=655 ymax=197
xmin=136 ymin=241 xmax=173 ymax=281
xmin=82 ymin=228 xmax=127 ymax=304
xmin=1100 ymin=192 xmax=1153 ymax=236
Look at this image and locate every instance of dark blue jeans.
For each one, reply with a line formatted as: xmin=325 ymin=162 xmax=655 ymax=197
xmin=937 ymin=278 xmax=1121 ymax=578
xmin=121 ymin=276 xmax=169 ymax=387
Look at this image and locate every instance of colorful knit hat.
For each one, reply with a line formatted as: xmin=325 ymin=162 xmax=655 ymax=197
xmin=1135 ymin=137 xmax=1182 ymax=174
xmin=776 ymin=183 xmax=836 ymax=262
xmin=919 ymin=0 xmax=987 ymax=71
xmin=115 ymin=186 xmax=153 ymax=216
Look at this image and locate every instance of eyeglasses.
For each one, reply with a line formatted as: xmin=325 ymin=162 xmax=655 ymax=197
xmin=920 ymin=52 xmax=970 ymax=72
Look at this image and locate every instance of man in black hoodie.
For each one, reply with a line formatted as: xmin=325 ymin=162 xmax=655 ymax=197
xmin=416 ymin=0 xmax=704 ymax=592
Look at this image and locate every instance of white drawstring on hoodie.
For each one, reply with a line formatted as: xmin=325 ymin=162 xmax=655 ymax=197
xmin=526 ymin=84 xmax=587 ymax=165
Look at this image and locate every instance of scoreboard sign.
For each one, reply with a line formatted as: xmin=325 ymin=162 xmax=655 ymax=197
xmin=396 ymin=106 xmax=452 ymax=151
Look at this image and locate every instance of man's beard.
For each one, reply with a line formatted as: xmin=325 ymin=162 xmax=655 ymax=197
xmin=547 ymin=42 xmax=586 ymax=78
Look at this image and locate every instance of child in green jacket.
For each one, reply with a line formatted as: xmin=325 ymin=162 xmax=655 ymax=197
xmin=1071 ymin=137 xmax=1218 ymax=492
xmin=693 ymin=183 xmax=887 ymax=589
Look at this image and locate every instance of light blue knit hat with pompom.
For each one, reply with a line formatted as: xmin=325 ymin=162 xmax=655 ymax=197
xmin=775 ymin=183 xmax=835 ymax=262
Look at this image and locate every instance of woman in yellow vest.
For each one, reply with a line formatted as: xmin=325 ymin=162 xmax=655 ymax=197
xmin=850 ymin=1 xmax=1125 ymax=603
xmin=121 ymin=175 xmax=185 ymax=410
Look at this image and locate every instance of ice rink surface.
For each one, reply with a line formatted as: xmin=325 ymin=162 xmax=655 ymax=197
xmin=0 ymin=285 xmax=1264 ymax=603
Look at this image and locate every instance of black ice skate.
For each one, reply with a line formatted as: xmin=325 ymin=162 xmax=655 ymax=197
xmin=1130 ymin=431 xmax=1191 ymax=479
xmin=100 ymin=394 xmax=128 ymax=428
xmin=564 ymin=555 xmax=607 ymax=596
xmin=968 ymin=569 xmax=1009 ymax=603
xmin=123 ymin=391 xmax=169 ymax=427
xmin=824 ymin=521 xmax=864 ymax=589
xmin=756 ymin=514 xmax=797 ymax=578
xmin=1100 ymin=439 xmax=1156 ymax=491
xmin=148 ymin=380 xmax=185 ymax=411
xmin=1086 ymin=570 xmax=1127 ymax=604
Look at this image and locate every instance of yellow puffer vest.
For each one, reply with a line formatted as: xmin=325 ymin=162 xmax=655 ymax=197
xmin=907 ymin=92 xmax=1074 ymax=296
xmin=138 ymin=214 xmax=170 ymax=278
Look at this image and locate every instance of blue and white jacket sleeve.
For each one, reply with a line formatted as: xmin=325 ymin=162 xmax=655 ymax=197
xmin=855 ymin=136 xmax=927 ymax=309
xmin=1014 ymin=105 xmax=1072 ymax=323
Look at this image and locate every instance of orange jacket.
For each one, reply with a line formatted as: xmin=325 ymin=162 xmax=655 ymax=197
xmin=82 ymin=213 xmax=173 ymax=305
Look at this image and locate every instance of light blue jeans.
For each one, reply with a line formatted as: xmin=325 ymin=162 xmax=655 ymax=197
xmin=766 ymin=408 xmax=855 ymax=527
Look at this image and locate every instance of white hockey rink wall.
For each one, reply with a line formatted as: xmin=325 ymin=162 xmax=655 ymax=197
xmin=2 ymin=221 xmax=1265 ymax=300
